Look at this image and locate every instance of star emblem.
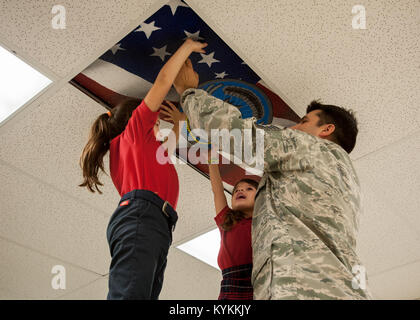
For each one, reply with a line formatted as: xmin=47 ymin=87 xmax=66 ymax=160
xmin=110 ymin=43 xmax=125 ymax=55
xmin=183 ymin=30 xmax=204 ymax=41
xmin=215 ymin=71 xmax=228 ymax=79
xmin=135 ymin=21 xmax=161 ymax=39
xmin=166 ymin=0 xmax=189 ymax=15
xmin=198 ymin=52 xmax=220 ymax=68
xmin=150 ymin=45 xmax=171 ymax=61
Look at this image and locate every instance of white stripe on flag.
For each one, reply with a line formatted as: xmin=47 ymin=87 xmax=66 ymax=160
xmin=82 ymin=59 xmax=180 ymax=101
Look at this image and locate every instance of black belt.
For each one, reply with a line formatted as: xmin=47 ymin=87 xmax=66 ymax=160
xmin=120 ymin=189 xmax=178 ymax=232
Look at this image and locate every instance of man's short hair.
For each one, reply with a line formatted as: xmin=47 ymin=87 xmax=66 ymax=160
xmin=307 ymin=100 xmax=358 ymax=154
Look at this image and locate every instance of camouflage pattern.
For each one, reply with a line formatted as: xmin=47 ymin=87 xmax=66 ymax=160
xmin=181 ymin=88 xmax=372 ymax=300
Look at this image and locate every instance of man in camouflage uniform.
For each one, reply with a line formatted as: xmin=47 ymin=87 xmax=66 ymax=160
xmin=174 ymin=61 xmax=371 ymax=300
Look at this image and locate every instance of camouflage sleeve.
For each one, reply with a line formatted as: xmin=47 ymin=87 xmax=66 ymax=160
xmin=180 ymin=88 xmax=254 ymax=133
xmin=180 ymin=88 xmax=315 ymax=172
xmin=260 ymin=125 xmax=320 ymax=172
xmin=180 ymin=88 xmax=257 ymax=162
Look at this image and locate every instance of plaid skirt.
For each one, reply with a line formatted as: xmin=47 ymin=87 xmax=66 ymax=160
xmin=218 ymin=263 xmax=253 ymax=300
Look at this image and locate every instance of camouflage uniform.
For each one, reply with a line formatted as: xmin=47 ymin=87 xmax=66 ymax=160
xmin=181 ymin=88 xmax=372 ymax=300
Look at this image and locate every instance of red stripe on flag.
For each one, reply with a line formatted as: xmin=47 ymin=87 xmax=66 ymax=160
xmin=256 ymin=82 xmax=301 ymax=123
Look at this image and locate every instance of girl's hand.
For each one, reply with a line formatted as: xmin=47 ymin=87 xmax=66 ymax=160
xmin=159 ymin=100 xmax=186 ymax=125
xmin=184 ymin=38 xmax=207 ymax=53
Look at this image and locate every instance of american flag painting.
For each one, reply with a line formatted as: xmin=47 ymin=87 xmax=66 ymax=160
xmin=71 ymin=0 xmax=300 ymax=190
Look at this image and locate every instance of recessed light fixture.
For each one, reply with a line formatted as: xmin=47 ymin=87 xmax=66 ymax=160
xmin=0 ymin=45 xmax=51 ymax=124
xmin=177 ymin=228 xmax=221 ymax=270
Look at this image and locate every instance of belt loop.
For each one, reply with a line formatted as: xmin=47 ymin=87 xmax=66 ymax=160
xmin=162 ymin=201 xmax=170 ymax=218
xmin=130 ymin=190 xmax=136 ymax=200
xmin=162 ymin=200 xmax=176 ymax=232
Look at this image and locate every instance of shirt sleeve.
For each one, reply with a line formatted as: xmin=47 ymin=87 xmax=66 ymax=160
xmin=214 ymin=205 xmax=230 ymax=228
xmin=121 ymin=100 xmax=159 ymax=144
xmin=180 ymin=88 xmax=317 ymax=173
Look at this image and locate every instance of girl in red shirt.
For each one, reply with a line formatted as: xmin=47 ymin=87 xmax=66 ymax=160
xmin=208 ymin=161 xmax=259 ymax=300
xmin=79 ymin=39 xmax=207 ymax=299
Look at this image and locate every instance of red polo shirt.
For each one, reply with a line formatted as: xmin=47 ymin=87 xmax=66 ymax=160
xmin=109 ymin=100 xmax=179 ymax=210
xmin=214 ymin=206 xmax=253 ymax=270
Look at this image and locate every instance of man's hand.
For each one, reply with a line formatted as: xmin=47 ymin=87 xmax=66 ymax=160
xmin=174 ymin=58 xmax=199 ymax=95
xmin=159 ymin=100 xmax=186 ymax=125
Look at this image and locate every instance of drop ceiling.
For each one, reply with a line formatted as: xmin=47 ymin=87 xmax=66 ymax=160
xmin=0 ymin=0 xmax=419 ymax=299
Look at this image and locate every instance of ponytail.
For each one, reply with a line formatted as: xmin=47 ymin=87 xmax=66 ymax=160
xmin=79 ymin=98 xmax=141 ymax=194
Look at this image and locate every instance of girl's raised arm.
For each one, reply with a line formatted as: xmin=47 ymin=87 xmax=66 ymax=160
xmin=208 ymin=162 xmax=228 ymax=215
xmin=144 ymin=39 xmax=207 ymax=112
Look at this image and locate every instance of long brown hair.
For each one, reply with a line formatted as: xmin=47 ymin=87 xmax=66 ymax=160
xmin=79 ymin=98 xmax=141 ymax=194
xmin=221 ymin=178 xmax=259 ymax=231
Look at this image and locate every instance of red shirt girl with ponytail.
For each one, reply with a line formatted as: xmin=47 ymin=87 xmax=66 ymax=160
xmin=79 ymin=39 xmax=207 ymax=300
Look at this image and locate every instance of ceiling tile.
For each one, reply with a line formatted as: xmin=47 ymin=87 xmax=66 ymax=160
xmin=0 ymin=83 xmax=121 ymax=216
xmin=0 ymin=238 xmax=100 ymax=299
xmin=354 ymin=132 xmax=420 ymax=275
xmin=356 ymin=131 xmax=420 ymax=234
xmin=159 ymin=248 xmax=221 ymax=300
xmin=0 ymin=0 xmax=160 ymax=77
xmin=368 ymin=260 xmax=420 ymax=300
xmin=58 ymin=276 xmax=108 ymax=300
xmin=0 ymin=160 xmax=111 ymax=275
xmin=59 ymin=247 xmax=223 ymax=300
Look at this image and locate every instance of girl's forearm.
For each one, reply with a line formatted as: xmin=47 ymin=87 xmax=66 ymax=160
xmin=172 ymin=121 xmax=181 ymax=144
xmin=209 ymin=163 xmax=228 ymax=213
xmin=144 ymin=41 xmax=195 ymax=112
xmin=209 ymin=163 xmax=223 ymax=192
xmin=163 ymin=121 xmax=182 ymax=156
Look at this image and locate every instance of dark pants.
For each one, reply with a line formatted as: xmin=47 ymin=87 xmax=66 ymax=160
xmin=106 ymin=189 xmax=178 ymax=300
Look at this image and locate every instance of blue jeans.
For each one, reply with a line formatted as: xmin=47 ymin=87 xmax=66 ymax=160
xmin=106 ymin=190 xmax=177 ymax=300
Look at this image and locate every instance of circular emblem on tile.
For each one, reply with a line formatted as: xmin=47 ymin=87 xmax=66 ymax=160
xmin=199 ymin=79 xmax=273 ymax=125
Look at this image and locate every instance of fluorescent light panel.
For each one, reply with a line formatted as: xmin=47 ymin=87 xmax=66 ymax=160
xmin=177 ymin=228 xmax=221 ymax=270
xmin=0 ymin=45 xmax=51 ymax=124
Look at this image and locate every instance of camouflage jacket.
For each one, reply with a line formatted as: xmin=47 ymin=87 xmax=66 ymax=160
xmin=181 ymin=88 xmax=371 ymax=300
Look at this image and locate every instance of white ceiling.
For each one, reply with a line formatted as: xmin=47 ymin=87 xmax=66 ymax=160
xmin=0 ymin=0 xmax=419 ymax=299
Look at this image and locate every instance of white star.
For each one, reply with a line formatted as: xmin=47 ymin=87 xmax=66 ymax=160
xmin=166 ymin=0 xmax=189 ymax=15
xmin=183 ymin=30 xmax=204 ymax=41
xmin=150 ymin=45 xmax=171 ymax=61
xmin=215 ymin=71 xmax=228 ymax=79
xmin=110 ymin=43 xmax=125 ymax=55
xmin=135 ymin=21 xmax=161 ymax=39
xmin=198 ymin=52 xmax=220 ymax=68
